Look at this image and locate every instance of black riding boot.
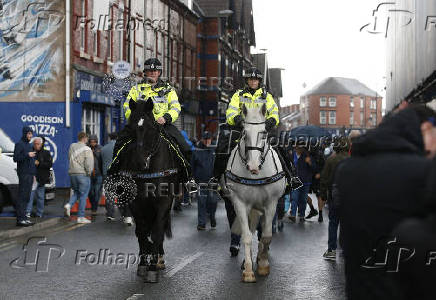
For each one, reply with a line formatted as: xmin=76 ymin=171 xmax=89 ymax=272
xmin=109 ymin=124 xmax=135 ymax=175
xmin=275 ymin=147 xmax=302 ymax=192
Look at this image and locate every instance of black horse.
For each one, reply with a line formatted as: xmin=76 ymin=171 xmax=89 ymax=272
xmin=110 ymin=99 xmax=181 ymax=283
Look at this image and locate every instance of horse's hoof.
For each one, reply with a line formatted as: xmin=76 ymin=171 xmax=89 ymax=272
xmin=144 ymin=270 xmax=159 ymax=283
xmin=242 ymin=271 xmax=256 ymax=283
xmin=257 ymin=265 xmax=270 ymax=276
xmin=137 ymin=265 xmax=147 ymax=277
xmin=156 ymin=256 xmax=165 ymax=270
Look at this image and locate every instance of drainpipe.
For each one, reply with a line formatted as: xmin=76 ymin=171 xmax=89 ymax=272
xmin=65 ymin=0 xmax=71 ymax=127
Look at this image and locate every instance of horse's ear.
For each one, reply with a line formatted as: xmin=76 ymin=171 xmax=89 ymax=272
xmin=129 ymin=100 xmax=136 ymax=111
xmin=261 ymin=103 xmax=267 ymax=116
xmin=242 ymin=104 xmax=247 ymax=117
xmin=144 ymin=98 xmax=154 ymax=112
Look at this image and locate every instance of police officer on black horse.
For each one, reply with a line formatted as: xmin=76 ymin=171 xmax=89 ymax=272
xmin=110 ymin=58 xmax=196 ymax=189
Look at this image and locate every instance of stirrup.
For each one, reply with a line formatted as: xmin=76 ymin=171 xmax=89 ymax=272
xmin=186 ymin=179 xmax=198 ymax=194
xmin=290 ymin=176 xmax=303 ymax=190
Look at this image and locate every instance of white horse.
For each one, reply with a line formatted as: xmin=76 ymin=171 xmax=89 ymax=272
xmin=222 ymin=104 xmax=286 ymax=283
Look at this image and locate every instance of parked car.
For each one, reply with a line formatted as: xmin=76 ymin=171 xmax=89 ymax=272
xmin=0 ymin=151 xmax=18 ymax=213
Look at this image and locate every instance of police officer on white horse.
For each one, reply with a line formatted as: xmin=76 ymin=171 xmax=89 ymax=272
xmin=211 ymin=67 xmax=296 ymax=190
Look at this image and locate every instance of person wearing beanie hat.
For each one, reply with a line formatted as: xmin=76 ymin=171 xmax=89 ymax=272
xmin=13 ymin=126 xmax=36 ymax=226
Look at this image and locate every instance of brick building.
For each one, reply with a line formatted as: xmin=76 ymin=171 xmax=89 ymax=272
xmin=195 ymin=0 xmax=256 ymax=137
xmin=300 ymin=77 xmax=383 ymax=131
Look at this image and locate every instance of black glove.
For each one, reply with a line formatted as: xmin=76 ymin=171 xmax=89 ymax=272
xmin=265 ymin=118 xmax=277 ymax=131
xmin=233 ymin=115 xmax=243 ymax=127
xmin=163 ymin=113 xmax=172 ymax=124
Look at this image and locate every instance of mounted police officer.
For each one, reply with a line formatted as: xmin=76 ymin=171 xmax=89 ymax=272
xmin=211 ymin=67 xmax=297 ymax=191
xmin=111 ymin=58 xmax=195 ymax=187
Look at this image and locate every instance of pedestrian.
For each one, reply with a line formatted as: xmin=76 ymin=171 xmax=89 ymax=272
xmin=26 ymin=136 xmax=52 ymax=218
xmin=101 ymin=132 xmax=133 ymax=225
xmin=288 ymin=144 xmax=316 ymax=223
xmin=64 ymin=132 xmax=94 ymax=224
xmin=336 ymin=105 xmax=436 ymax=300
xmin=192 ymin=131 xmax=217 ymax=231
xmin=320 ymin=136 xmax=349 ymax=260
xmin=88 ymin=134 xmax=103 ymax=216
xmin=392 ymin=155 xmax=436 ymax=300
xmin=306 ymin=146 xmax=326 ymax=222
xmin=13 ymin=126 xmax=36 ymax=226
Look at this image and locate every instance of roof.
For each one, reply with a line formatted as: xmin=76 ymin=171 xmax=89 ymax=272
xmin=269 ymin=68 xmax=283 ymax=98
xmin=304 ymin=77 xmax=378 ymax=97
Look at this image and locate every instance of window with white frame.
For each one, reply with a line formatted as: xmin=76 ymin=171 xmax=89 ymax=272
xmin=371 ymin=99 xmax=377 ymax=109
xmin=320 ymin=111 xmax=326 ymax=124
xmin=320 ymin=96 xmax=327 ymax=107
xmin=329 ymin=111 xmax=336 ymax=124
xmin=371 ymin=112 xmax=377 ymax=126
xmin=82 ymin=106 xmax=101 ymax=142
xmin=350 ymin=112 xmax=354 ymax=125
xmin=80 ymin=0 xmax=86 ymax=51
xmin=360 ymin=112 xmax=364 ymax=125
xmin=350 ymin=97 xmax=354 ymax=108
xmin=360 ymin=97 xmax=364 ymax=108
xmin=118 ymin=9 xmax=123 ymax=60
xmin=329 ymin=97 xmax=336 ymax=107
xmin=93 ymin=31 xmax=98 ymax=56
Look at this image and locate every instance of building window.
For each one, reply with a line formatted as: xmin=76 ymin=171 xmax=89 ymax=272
xmin=118 ymin=10 xmax=123 ymax=60
xmin=371 ymin=112 xmax=377 ymax=126
xmin=80 ymin=0 xmax=86 ymax=51
xmin=371 ymin=99 xmax=377 ymax=109
xmin=360 ymin=97 xmax=364 ymax=108
xmin=320 ymin=96 xmax=327 ymax=107
xmin=82 ymin=106 xmax=101 ymax=142
xmin=329 ymin=97 xmax=336 ymax=107
xmin=350 ymin=112 xmax=354 ymax=125
xmin=108 ymin=29 xmax=112 ymax=60
xmin=329 ymin=111 xmax=336 ymax=125
xmin=320 ymin=111 xmax=326 ymax=125
xmin=93 ymin=31 xmax=98 ymax=57
xmin=360 ymin=112 xmax=364 ymax=125
xmin=350 ymin=97 xmax=354 ymax=108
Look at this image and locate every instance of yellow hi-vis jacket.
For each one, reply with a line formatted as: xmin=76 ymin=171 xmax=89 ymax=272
xmin=123 ymin=81 xmax=181 ymax=122
xmin=226 ymin=87 xmax=279 ymax=126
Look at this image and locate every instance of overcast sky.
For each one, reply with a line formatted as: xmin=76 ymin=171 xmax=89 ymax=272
xmin=252 ymin=0 xmax=387 ymax=107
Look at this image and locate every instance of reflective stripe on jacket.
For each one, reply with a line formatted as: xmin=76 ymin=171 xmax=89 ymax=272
xmin=226 ymin=88 xmax=279 ymax=125
xmin=123 ymin=81 xmax=181 ymax=122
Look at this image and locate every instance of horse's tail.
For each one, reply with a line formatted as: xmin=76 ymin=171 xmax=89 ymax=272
xmin=248 ymin=208 xmax=263 ymax=234
xmin=165 ymin=215 xmax=172 ymax=238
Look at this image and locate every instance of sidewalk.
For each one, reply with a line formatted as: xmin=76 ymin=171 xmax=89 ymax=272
xmin=0 ymin=188 xmax=69 ymax=241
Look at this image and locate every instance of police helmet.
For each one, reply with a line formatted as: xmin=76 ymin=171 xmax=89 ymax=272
xmin=243 ymin=67 xmax=263 ymax=80
xmin=144 ymin=58 xmax=163 ymax=72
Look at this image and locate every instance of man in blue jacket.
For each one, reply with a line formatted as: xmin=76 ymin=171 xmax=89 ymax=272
xmin=192 ymin=131 xmax=217 ymax=230
xmin=13 ymin=126 xmax=36 ymax=226
xmin=289 ymin=144 xmax=316 ymax=223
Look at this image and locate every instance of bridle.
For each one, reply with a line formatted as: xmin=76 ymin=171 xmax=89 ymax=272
xmin=136 ymin=111 xmax=162 ymax=169
xmin=237 ymin=120 xmax=270 ymax=169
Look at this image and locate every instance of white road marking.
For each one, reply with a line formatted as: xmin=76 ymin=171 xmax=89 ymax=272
xmin=126 ymin=294 xmax=144 ymax=300
xmin=164 ymin=251 xmax=204 ymax=278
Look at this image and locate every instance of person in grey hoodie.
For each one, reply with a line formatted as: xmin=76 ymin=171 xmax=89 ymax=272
xmin=64 ymin=132 xmax=94 ymax=224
